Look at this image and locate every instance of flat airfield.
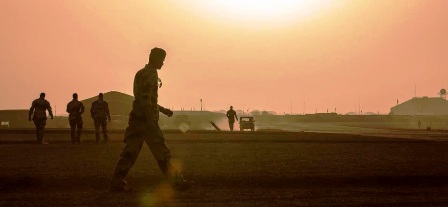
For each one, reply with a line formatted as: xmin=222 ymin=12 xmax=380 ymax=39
xmin=1 ymin=128 xmax=448 ymax=207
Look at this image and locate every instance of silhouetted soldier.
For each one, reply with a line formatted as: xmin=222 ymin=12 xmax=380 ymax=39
xmin=90 ymin=93 xmax=111 ymax=144
xmin=66 ymin=93 xmax=85 ymax=144
xmin=28 ymin=93 xmax=53 ymax=144
xmin=110 ymin=47 xmax=191 ymax=191
xmin=226 ymin=106 xmax=238 ymax=131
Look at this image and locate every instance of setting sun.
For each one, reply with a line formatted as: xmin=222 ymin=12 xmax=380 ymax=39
xmin=188 ymin=0 xmax=337 ymax=25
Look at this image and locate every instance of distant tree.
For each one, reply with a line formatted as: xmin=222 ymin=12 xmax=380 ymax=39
xmin=250 ymin=110 xmax=261 ymax=115
xmin=217 ymin=110 xmax=227 ymax=114
xmin=261 ymin=111 xmax=276 ymax=115
xmin=235 ymin=110 xmax=245 ymax=115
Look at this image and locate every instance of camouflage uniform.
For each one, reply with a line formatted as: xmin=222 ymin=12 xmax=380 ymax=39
xmin=29 ymin=98 xmax=53 ymax=143
xmin=111 ymin=64 xmax=181 ymax=189
xmin=90 ymin=99 xmax=111 ymax=143
xmin=67 ymin=99 xmax=85 ymax=143
xmin=226 ymin=109 xmax=238 ymax=131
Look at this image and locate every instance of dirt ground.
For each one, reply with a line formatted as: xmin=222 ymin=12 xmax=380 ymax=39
xmin=1 ymin=131 xmax=448 ymax=206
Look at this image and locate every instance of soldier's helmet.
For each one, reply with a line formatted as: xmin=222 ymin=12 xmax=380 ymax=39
xmin=73 ymin=93 xmax=78 ymax=99
xmin=40 ymin=93 xmax=45 ymax=98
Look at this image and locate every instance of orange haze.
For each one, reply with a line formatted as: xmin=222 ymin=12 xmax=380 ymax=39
xmin=0 ymin=0 xmax=447 ymax=115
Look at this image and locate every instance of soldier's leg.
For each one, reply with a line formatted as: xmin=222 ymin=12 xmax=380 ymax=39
xmin=69 ymin=120 xmax=76 ymax=144
xmin=76 ymin=119 xmax=83 ymax=143
xmin=110 ymin=124 xmax=145 ymax=189
xmin=101 ymin=120 xmax=109 ymax=143
xmin=145 ymin=124 xmax=192 ymax=190
xmin=38 ymin=119 xmax=47 ymax=144
xmin=145 ymin=124 xmax=181 ymax=180
xmin=229 ymin=121 xmax=234 ymax=131
xmin=33 ymin=119 xmax=40 ymax=143
xmin=94 ymin=119 xmax=101 ymax=144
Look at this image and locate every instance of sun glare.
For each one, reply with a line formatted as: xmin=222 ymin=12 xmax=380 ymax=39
xmin=188 ymin=0 xmax=336 ymax=26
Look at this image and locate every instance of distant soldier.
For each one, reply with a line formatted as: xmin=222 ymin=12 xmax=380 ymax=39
xmin=226 ymin=106 xmax=238 ymax=131
xmin=28 ymin=93 xmax=53 ymax=144
xmin=90 ymin=93 xmax=111 ymax=144
xmin=66 ymin=93 xmax=85 ymax=144
xmin=110 ymin=47 xmax=191 ymax=191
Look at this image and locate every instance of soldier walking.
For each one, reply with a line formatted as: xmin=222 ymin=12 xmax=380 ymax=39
xmin=90 ymin=93 xmax=111 ymax=144
xmin=28 ymin=93 xmax=53 ymax=144
xmin=66 ymin=93 xmax=85 ymax=144
xmin=226 ymin=106 xmax=238 ymax=131
xmin=110 ymin=47 xmax=191 ymax=191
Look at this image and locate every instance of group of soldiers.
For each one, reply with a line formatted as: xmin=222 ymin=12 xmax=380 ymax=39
xmin=29 ymin=92 xmax=111 ymax=144
xmin=29 ymin=47 xmax=191 ymax=191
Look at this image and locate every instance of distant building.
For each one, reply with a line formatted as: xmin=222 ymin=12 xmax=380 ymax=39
xmin=81 ymin=91 xmax=222 ymax=117
xmin=81 ymin=91 xmax=134 ymax=116
xmin=81 ymin=91 xmax=224 ymax=129
xmin=0 ymin=109 xmax=67 ymax=128
xmin=0 ymin=91 xmax=225 ymax=129
xmin=0 ymin=109 xmax=34 ymax=128
xmin=390 ymin=97 xmax=448 ymax=115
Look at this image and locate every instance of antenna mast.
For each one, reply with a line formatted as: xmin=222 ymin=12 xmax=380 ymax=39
xmin=414 ymin=83 xmax=417 ymax=98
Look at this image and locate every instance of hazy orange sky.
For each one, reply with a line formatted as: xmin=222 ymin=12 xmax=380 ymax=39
xmin=1 ymin=0 xmax=447 ymax=115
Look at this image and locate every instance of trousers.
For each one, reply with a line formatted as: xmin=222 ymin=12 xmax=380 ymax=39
xmin=94 ymin=118 xmax=109 ymax=143
xmin=33 ymin=117 xmax=47 ymax=143
xmin=111 ymin=120 xmax=180 ymax=188
xmin=69 ymin=118 xmax=83 ymax=143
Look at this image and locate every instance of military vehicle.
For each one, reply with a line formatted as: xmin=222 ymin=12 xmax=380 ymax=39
xmin=239 ymin=116 xmax=255 ymax=131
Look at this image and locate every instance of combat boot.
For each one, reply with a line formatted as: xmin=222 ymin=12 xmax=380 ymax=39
xmin=172 ymin=178 xmax=194 ymax=191
xmin=109 ymin=180 xmax=131 ymax=192
xmin=95 ymin=133 xmax=100 ymax=144
xmin=165 ymin=173 xmax=193 ymax=191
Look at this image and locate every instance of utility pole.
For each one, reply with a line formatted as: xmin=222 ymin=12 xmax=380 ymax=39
xmin=358 ymin=99 xmax=360 ymax=115
xmin=414 ymin=83 xmax=416 ymax=98
xmin=289 ymin=95 xmax=292 ymax=115
xmin=303 ymin=102 xmax=305 ymax=115
xmin=200 ymin=99 xmax=203 ymax=116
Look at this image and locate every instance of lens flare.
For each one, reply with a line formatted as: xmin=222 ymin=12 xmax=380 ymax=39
xmin=187 ymin=0 xmax=337 ymax=26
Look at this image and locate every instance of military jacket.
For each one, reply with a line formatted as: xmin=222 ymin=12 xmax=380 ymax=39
xmin=90 ymin=100 xmax=111 ymax=119
xmin=66 ymin=100 xmax=85 ymax=120
xmin=29 ymin=98 xmax=53 ymax=119
xmin=227 ymin=109 xmax=238 ymax=121
xmin=133 ymin=64 xmax=160 ymax=123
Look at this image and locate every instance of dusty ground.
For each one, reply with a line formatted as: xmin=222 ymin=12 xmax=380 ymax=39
xmin=1 ymin=131 xmax=448 ymax=206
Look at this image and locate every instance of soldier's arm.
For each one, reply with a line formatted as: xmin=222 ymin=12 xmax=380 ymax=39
xmin=105 ymin=102 xmax=111 ymax=121
xmin=46 ymin=101 xmax=54 ymax=119
xmin=134 ymin=71 xmax=151 ymax=106
xmin=28 ymin=101 xmax=35 ymax=121
xmin=133 ymin=72 xmax=140 ymax=98
xmin=149 ymin=72 xmax=158 ymax=107
xmin=235 ymin=113 xmax=238 ymax=121
xmin=158 ymin=104 xmax=166 ymax=113
xmin=158 ymin=105 xmax=173 ymax=117
xmin=66 ymin=103 xmax=70 ymax=114
xmin=90 ymin=102 xmax=95 ymax=118
xmin=80 ymin=103 xmax=85 ymax=115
